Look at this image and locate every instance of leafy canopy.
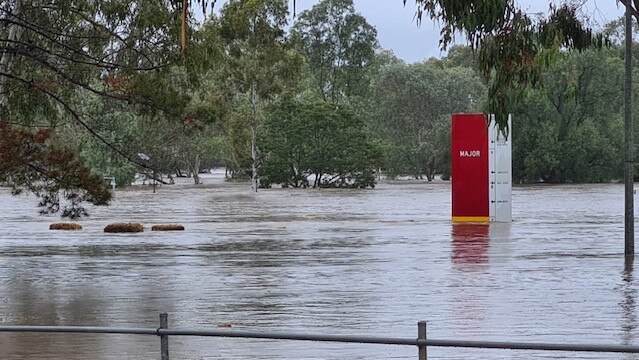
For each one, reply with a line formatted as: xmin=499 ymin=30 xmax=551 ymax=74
xmin=407 ymin=0 xmax=608 ymax=129
xmin=292 ymin=0 xmax=378 ymax=104
xmin=0 ymin=0 xmax=221 ymax=217
xmin=260 ymin=101 xmax=381 ymax=189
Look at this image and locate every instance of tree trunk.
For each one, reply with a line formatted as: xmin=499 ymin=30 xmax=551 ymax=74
xmin=0 ymin=0 xmax=24 ymax=107
xmin=250 ymin=81 xmax=259 ymax=192
xmin=193 ymin=154 xmax=201 ymax=185
xmin=425 ymin=158 xmax=434 ymax=181
xmin=251 ymin=124 xmax=258 ymax=191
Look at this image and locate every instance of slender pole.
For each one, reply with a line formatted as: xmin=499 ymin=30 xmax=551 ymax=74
xmin=418 ymin=321 xmax=427 ymax=360
xmin=625 ymin=2 xmax=635 ymax=256
xmin=160 ymin=313 xmax=169 ymax=360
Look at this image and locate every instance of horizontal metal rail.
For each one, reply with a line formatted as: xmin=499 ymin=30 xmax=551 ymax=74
xmin=2 ymin=314 xmax=639 ymax=359
xmin=157 ymin=328 xmax=639 ymax=353
xmin=160 ymin=328 xmax=417 ymax=346
xmin=420 ymin=339 xmax=639 ymax=353
xmin=0 ymin=325 xmax=157 ymax=335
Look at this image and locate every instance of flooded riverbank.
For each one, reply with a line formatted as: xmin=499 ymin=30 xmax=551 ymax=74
xmin=0 ymin=173 xmax=636 ymax=359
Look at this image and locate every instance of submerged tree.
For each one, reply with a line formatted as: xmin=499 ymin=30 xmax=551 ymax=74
xmin=511 ymin=49 xmax=624 ymax=183
xmin=371 ymin=60 xmax=485 ymax=180
xmin=260 ymin=101 xmax=381 ymax=189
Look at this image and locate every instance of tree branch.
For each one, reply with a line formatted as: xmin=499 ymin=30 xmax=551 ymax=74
xmin=618 ymin=0 xmax=639 ymax=25
xmin=2 ymin=38 xmax=165 ymax=71
xmin=0 ymin=70 xmax=158 ymax=174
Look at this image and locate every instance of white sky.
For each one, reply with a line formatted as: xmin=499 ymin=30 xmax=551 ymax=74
xmin=209 ymin=0 xmax=626 ymax=63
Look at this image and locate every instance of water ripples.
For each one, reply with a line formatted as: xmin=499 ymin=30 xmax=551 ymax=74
xmin=0 ymin=176 xmax=637 ymax=359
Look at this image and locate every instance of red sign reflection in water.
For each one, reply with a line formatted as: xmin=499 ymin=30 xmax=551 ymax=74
xmin=451 ymin=223 xmax=490 ymax=268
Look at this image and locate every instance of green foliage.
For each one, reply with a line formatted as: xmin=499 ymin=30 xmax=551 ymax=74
xmin=370 ymin=59 xmax=485 ymax=179
xmin=444 ymin=45 xmax=479 ymax=72
xmin=511 ymin=49 xmax=625 ymax=183
xmin=408 ymin=0 xmax=608 ymax=129
xmin=260 ymin=101 xmax=381 ymax=188
xmin=218 ymin=0 xmax=303 ymax=189
xmin=0 ymin=124 xmax=111 ymax=219
xmin=0 ymin=0 xmax=200 ymax=217
xmin=71 ymin=90 xmax=139 ymax=187
xmin=219 ymin=0 xmax=296 ymax=99
xmin=292 ymin=0 xmax=378 ymax=104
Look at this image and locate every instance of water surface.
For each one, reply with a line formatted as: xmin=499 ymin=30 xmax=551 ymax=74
xmin=0 ymin=173 xmax=636 ymax=359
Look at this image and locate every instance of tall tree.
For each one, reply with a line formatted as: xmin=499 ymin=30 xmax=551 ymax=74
xmin=0 ymin=0 xmax=194 ymax=217
xmin=292 ymin=0 xmax=378 ymax=104
xmin=371 ymin=60 xmax=485 ymax=180
xmin=511 ymin=49 xmax=624 ymax=183
xmin=219 ymin=0 xmax=301 ymax=191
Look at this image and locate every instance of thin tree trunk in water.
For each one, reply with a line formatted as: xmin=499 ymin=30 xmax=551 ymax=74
xmin=251 ymin=81 xmax=259 ymax=192
xmin=0 ymin=0 xmax=24 ymax=107
xmin=425 ymin=158 xmax=434 ymax=181
xmin=193 ymin=154 xmax=201 ymax=185
xmin=251 ymin=124 xmax=258 ymax=191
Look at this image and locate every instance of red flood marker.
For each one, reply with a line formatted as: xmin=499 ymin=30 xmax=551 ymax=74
xmin=451 ymin=114 xmax=512 ymax=223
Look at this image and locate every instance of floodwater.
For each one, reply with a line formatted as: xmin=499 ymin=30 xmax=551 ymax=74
xmin=0 ymin=171 xmax=638 ymax=359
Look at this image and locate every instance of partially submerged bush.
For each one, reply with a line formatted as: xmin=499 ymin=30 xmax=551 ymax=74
xmin=104 ymin=222 xmax=144 ymax=233
xmin=151 ymin=224 xmax=185 ymax=231
xmin=49 ymin=222 xmax=83 ymax=230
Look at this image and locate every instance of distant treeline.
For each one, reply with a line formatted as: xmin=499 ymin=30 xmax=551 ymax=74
xmin=10 ymin=0 xmax=637 ymax=192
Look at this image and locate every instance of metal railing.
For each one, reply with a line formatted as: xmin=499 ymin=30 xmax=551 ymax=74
xmin=1 ymin=313 xmax=639 ymax=359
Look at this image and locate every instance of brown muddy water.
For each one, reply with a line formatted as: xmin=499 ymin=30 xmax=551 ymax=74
xmin=0 ymin=171 xmax=637 ymax=359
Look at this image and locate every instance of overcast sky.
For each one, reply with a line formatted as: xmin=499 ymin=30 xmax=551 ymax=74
xmin=285 ymin=0 xmax=626 ymax=63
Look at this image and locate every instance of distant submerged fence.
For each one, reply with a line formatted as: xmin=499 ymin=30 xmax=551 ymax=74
xmin=1 ymin=313 xmax=639 ymax=359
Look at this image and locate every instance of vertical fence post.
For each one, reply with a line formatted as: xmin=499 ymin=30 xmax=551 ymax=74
xmin=418 ymin=321 xmax=427 ymax=360
xmin=160 ymin=313 xmax=169 ymax=360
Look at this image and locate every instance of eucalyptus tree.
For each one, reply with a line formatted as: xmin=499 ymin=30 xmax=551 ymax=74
xmin=219 ymin=0 xmax=302 ymax=191
xmin=172 ymin=75 xmax=230 ymax=185
xmin=260 ymin=101 xmax=381 ymax=189
xmin=511 ymin=49 xmax=624 ymax=183
xmin=407 ymin=0 xmax=607 ymax=128
xmin=73 ymin=89 xmax=140 ymax=188
xmin=292 ymin=0 xmax=378 ymax=105
xmin=0 ymin=0 xmax=197 ymax=217
xmin=371 ymin=61 xmax=485 ymax=180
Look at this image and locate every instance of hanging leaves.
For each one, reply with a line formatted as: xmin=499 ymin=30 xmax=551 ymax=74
xmin=406 ymin=0 xmax=608 ymax=129
xmin=0 ymin=124 xmax=111 ymax=219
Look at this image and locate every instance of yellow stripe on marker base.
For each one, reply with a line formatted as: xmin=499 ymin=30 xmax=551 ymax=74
xmin=452 ymin=216 xmax=490 ymax=223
